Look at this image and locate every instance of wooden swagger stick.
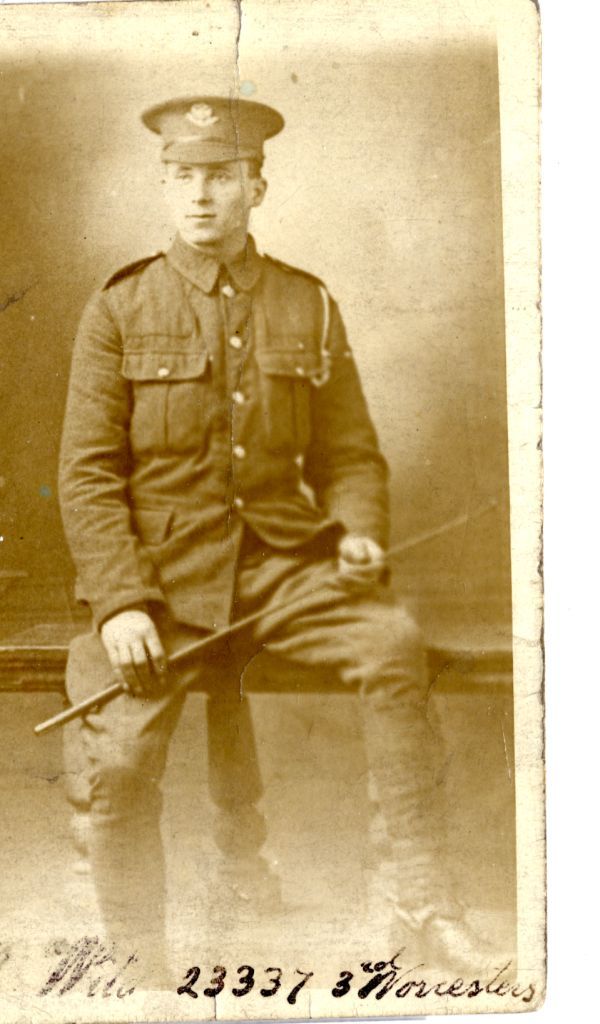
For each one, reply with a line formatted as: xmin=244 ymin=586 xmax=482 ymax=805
xmin=33 ymin=502 xmax=496 ymax=736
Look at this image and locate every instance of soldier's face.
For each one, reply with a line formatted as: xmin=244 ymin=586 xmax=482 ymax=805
xmin=162 ymin=160 xmax=267 ymax=247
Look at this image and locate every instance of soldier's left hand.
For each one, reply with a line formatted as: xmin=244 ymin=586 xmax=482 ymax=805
xmin=337 ymin=534 xmax=386 ymax=588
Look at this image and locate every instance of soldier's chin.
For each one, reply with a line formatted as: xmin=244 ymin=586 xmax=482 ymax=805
xmin=182 ymin=220 xmax=221 ymax=245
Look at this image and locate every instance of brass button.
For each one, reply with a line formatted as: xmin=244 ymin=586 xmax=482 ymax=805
xmin=295 ymin=366 xmax=305 ymax=376
xmin=157 ymin=366 xmax=170 ymax=378
xmin=229 ymin=336 xmax=243 ymax=350
xmin=233 ymin=444 xmax=246 ymax=459
xmin=232 ymin=390 xmax=245 ymax=405
xmin=222 ymin=284 xmax=236 ymax=298
xmin=233 ymin=496 xmax=245 ymax=509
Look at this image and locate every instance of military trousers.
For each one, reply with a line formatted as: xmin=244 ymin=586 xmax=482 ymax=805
xmin=64 ymin=531 xmax=445 ymax=972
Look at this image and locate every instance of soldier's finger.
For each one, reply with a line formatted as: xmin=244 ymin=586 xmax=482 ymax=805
xmin=130 ymin=639 xmax=155 ymax=694
xmin=356 ymin=540 xmax=372 ymax=561
xmin=342 ymin=538 xmax=371 ymax=563
xmin=116 ymin=642 xmax=143 ymax=696
xmin=104 ymin=641 xmax=122 ymax=674
xmin=364 ymin=542 xmax=385 ymax=564
xmin=144 ymin=631 xmax=168 ymax=680
xmin=104 ymin=643 xmax=131 ymax=693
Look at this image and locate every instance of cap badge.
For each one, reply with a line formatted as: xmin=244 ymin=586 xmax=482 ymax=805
xmin=186 ymin=103 xmax=220 ymax=128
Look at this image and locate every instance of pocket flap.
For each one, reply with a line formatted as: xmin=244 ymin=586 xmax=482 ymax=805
xmin=256 ymin=348 xmax=321 ymax=379
xmin=122 ymin=350 xmax=209 ymax=381
xmin=133 ymin=507 xmax=174 ymax=544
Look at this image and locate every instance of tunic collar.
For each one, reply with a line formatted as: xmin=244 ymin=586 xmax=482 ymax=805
xmin=166 ymin=233 xmax=262 ymax=293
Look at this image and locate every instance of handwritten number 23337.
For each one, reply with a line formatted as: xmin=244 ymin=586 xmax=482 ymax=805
xmin=178 ymin=964 xmax=313 ymax=1004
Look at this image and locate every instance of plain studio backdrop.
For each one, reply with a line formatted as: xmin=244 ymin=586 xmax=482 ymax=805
xmin=0 ymin=0 xmax=516 ymax=997
xmin=0 ymin=0 xmax=510 ymax=648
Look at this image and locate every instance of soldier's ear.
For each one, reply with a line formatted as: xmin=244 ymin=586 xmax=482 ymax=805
xmin=249 ymin=176 xmax=268 ymax=209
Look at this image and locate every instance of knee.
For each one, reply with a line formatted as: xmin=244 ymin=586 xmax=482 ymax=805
xmin=89 ymin=759 xmax=162 ymax=821
xmin=62 ymin=722 xmax=91 ymax=807
xmin=359 ymin=603 xmax=424 ymax=668
xmin=381 ymin=604 xmax=423 ymax=655
xmin=345 ymin=603 xmax=427 ymax=700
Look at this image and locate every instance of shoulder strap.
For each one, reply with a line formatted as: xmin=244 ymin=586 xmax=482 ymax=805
xmin=102 ymin=253 xmax=163 ymax=291
xmin=264 ymin=253 xmax=325 ymax=289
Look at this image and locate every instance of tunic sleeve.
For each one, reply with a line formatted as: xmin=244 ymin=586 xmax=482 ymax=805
xmin=58 ymin=290 xmax=165 ymax=626
xmin=303 ymin=297 xmax=390 ymax=548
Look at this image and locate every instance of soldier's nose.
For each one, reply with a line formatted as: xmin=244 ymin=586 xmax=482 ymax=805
xmin=192 ymin=178 xmax=211 ymax=203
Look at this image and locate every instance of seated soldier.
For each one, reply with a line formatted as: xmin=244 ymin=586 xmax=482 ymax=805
xmin=59 ymin=94 xmax=481 ymax=989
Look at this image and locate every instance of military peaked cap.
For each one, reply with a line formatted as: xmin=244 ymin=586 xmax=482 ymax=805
xmin=141 ymin=95 xmax=284 ymax=164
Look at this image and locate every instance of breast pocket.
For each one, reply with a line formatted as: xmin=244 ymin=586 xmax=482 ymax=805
xmin=255 ymin=347 xmax=321 ymax=455
xmin=121 ymin=345 xmax=210 ymax=454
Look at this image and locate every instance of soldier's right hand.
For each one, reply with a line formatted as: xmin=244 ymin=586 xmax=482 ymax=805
xmin=100 ymin=609 xmax=168 ymax=697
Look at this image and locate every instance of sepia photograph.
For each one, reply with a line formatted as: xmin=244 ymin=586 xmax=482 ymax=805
xmin=0 ymin=0 xmax=543 ymax=1019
